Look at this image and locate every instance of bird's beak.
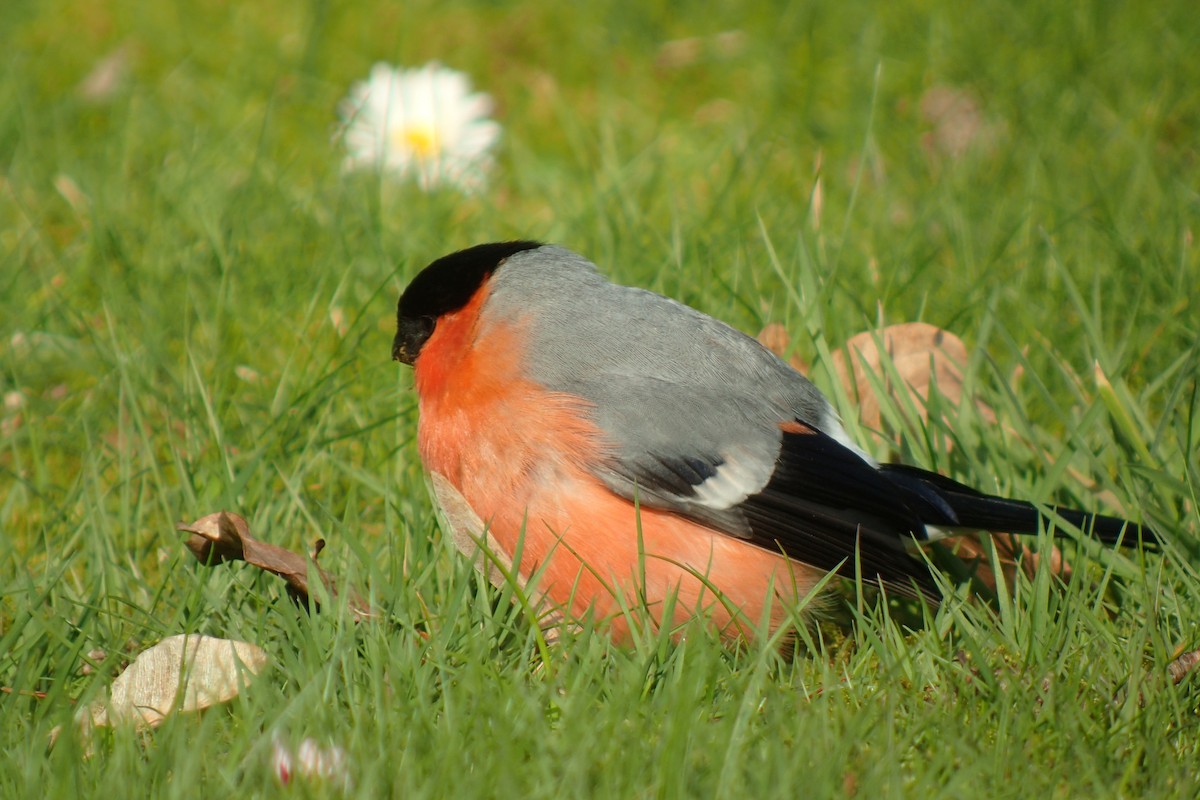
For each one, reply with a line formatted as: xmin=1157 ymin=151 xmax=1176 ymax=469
xmin=393 ymin=315 xmax=433 ymax=366
xmin=392 ymin=336 xmax=413 ymax=365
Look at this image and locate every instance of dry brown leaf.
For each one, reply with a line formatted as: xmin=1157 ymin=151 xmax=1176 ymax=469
xmin=655 ymin=30 xmax=747 ymax=69
xmin=178 ymin=511 xmax=375 ymax=619
xmin=919 ymin=85 xmax=1004 ymax=163
xmin=759 ymin=320 xmax=1071 ymax=595
xmin=1168 ymin=647 xmax=1200 ymax=685
xmin=76 ymin=43 xmax=133 ymax=103
xmin=79 ymin=635 xmax=267 ymax=731
xmin=831 ymin=321 xmax=997 ymax=434
xmin=756 ymin=322 xmax=809 ymax=373
xmin=756 ymin=322 xmax=790 ymax=359
xmin=831 ymin=323 xmax=1069 ymax=594
xmin=758 ymin=320 xmax=987 ymax=442
xmin=1111 ymin=645 xmax=1200 ymax=708
xmin=939 ymin=534 xmax=1072 ymax=592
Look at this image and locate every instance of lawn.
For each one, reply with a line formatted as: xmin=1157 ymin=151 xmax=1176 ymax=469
xmin=2 ymin=0 xmax=1198 ymax=796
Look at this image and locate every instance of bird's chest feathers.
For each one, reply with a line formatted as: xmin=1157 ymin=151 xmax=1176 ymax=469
xmin=412 ymin=297 xmax=602 ymax=504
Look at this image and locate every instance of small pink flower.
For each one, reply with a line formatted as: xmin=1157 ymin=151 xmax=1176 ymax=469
xmin=272 ymin=739 xmax=294 ymax=784
xmin=273 ymin=737 xmax=351 ymax=790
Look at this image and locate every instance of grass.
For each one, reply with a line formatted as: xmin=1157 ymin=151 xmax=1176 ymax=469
xmin=2 ymin=0 xmax=1199 ymax=796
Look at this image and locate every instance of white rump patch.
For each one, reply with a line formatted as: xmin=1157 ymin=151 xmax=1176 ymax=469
xmin=822 ymin=414 xmax=878 ymax=466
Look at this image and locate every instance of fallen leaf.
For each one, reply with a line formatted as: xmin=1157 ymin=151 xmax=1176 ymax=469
xmin=53 ymin=174 xmax=90 ymax=216
xmin=76 ymin=43 xmax=132 ymax=103
xmin=178 ymin=511 xmax=375 ymax=619
xmin=757 ymin=322 xmax=812 ymax=373
xmin=80 ymin=635 xmax=267 ymax=730
xmin=1110 ymin=645 xmax=1200 ymax=708
xmin=759 ymin=320 xmax=984 ymax=442
xmin=1168 ymin=647 xmax=1200 ymax=685
xmin=831 ymin=324 xmax=1071 ymax=594
xmin=831 ymin=321 xmax=996 ymax=434
xmin=938 ymin=534 xmax=1072 ymax=593
xmin=656 ymin=30 xmax=747 ymax=69
xmin=429 ymin=473 xmax=567 ymax=637
xmin=759 ymin=320 xmax=1068 ymax=596
xmin=919 ymin=85 xmax=1005 ymax=163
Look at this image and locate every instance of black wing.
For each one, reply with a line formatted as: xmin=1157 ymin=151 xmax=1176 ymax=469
xmin=736 ymin=423 xmax=940 ymax=600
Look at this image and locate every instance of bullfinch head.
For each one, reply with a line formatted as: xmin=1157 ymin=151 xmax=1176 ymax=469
xmin=393 ymin=242 xmax=1156 ymax=642
xmin=392 ymin=241 xmax=541 ymax=366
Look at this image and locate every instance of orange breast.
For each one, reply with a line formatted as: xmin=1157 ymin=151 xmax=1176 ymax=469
xmin=412 ymin=284 xmax=822 ymax=642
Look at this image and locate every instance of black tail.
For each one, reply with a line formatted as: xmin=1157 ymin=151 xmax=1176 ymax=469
xmin=879 ymin=463 xmax=1157 ymax=547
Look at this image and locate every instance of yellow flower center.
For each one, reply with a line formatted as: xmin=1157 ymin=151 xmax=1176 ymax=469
xmin=395 ymin=125 xmax=441 ymax=159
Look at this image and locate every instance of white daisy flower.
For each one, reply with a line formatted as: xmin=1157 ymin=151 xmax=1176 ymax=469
xmin=337 ymin=61 xmax=501 ymax=193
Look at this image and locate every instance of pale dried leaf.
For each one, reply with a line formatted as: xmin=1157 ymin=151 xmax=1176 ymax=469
xmin=758 ymin=320 xmax=1072 ymax=594
xmin=656 ymin=30 xmax=746 ymax=69
xmin=830 ymin=323 xmax=1063 ymax=593
xmin=919 ymin=85 xmax=1004 ymax=162
xmin=53 ymin=174 xmax=90 ymax=215
xmin=429 ymin=472 xmax=565 ymax=633
xmin=430 ymin=472 xmax=515 ymax=590
xmin=77 ymin=44 xmax=132 ymax=103
xmin=81 ymin=635 xmax=268 ymax=730
xmin=831 ymin=322 xmax=986 ymax=432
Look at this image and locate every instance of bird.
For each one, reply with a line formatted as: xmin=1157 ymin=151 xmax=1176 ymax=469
xmin=392 ymin=241 xmax=1155 ymax=642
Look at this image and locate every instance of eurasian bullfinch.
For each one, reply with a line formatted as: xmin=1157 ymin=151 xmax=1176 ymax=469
xmin=392 ymin=241 xmax=1154 ymax=641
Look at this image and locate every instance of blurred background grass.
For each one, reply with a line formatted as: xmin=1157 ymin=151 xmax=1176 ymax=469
xmin=2 ymin=0 xmax=1199 ymax=796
